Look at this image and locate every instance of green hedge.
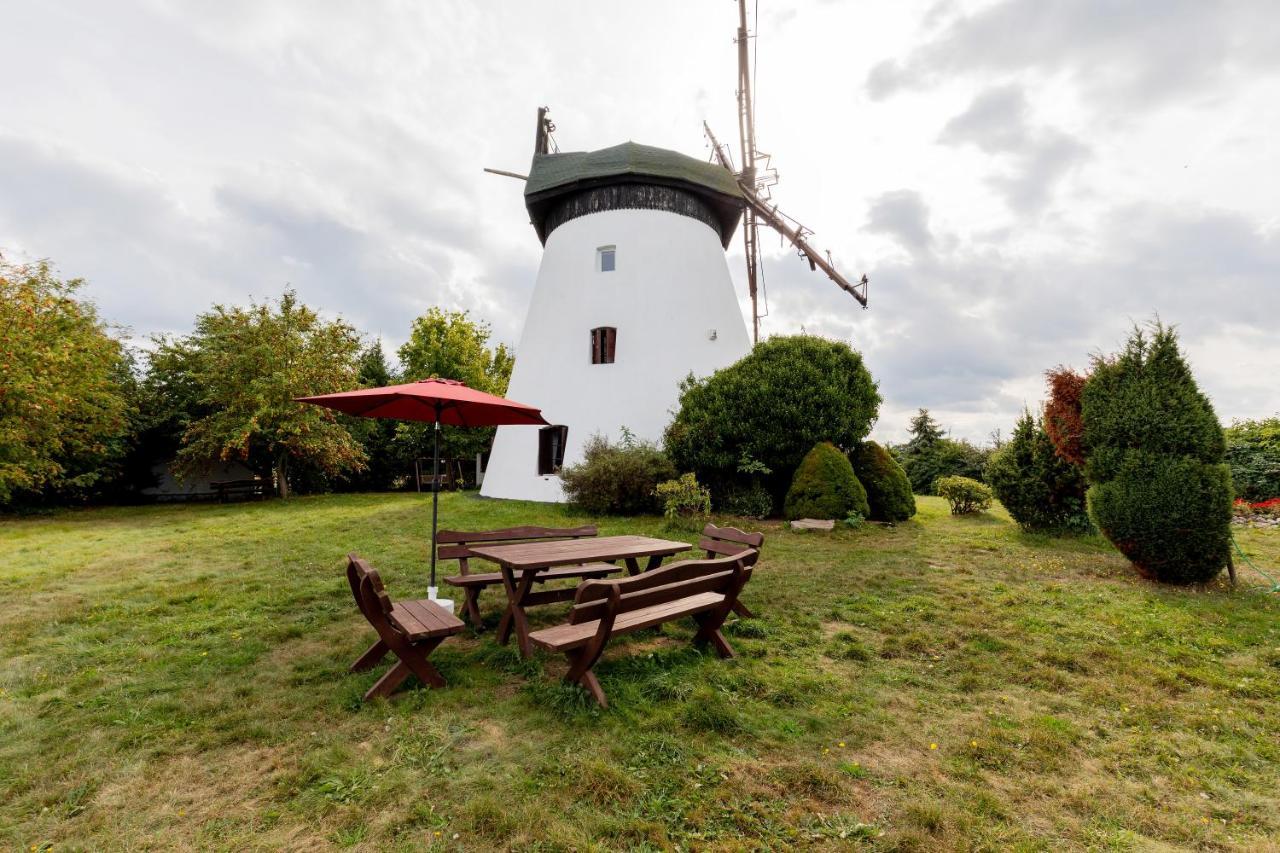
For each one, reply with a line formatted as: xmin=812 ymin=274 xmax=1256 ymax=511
xmin=850 ymin=441 xmax=916 ymax=522
xmin=935 ymin=475 xmax=992 ymax=515
xmin=784 ymin=442 xmax=869 ymax=521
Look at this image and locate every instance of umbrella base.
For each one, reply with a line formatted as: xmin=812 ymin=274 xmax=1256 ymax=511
xmin=427 ymin=587 xmax=455 ymax=615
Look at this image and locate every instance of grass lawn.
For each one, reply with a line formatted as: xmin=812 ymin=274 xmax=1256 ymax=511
xmin=2 ymin=493 xmax=1278 ymax=851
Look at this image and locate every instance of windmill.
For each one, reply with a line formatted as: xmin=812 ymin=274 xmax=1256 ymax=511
xmin=704 ymin=0 xmax=869 ymax=343
xmin=477 ymin=4 xmax=864 ymax=502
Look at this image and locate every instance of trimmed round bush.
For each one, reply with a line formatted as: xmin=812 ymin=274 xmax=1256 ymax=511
xmin=559 ymin=434 xmax=676 ymax=515
xmin=665 ymin=335 xmax=880 ymax=505
xmin=784 ymin=442 xmax=870 ymax=521
xmin=935 ymin=475 xmax=992 ymax=515
xmin=1082 ymin=322 xmax=1230 ymax=584
xmin=1087 ymin=451 xmax=1233 ymax=583
xmin=850 ymin=441 xmax=916 ymax=522
xmin=985 ymin=411 xmax=1091 ymax=532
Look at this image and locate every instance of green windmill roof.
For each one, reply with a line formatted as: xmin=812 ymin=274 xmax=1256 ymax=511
xmin=523 ymin=141 xmax=744 ymax=246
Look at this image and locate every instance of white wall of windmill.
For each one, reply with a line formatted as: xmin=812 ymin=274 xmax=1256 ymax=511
xmin=481 ymin=206 xmax=751 ymax=503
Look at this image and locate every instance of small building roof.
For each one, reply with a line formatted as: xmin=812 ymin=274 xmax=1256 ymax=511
xmin=523 ymin=141 xmax=744 ymax=245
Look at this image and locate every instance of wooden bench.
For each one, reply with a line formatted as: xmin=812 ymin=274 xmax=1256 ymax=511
xmin=211 ymin=478 xmax=267 ymax=502
xmin=440 ymin=526 xmax=619 ymax=628
xmin=700 ymin=523 xmax=766 ymax=618
xmin=346 ymin=554 xmax=464 ymax=701
xmin=528 ymin=551 xmax=757 ymax=707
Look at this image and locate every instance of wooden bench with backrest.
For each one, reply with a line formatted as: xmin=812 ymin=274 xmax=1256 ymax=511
xmin=528 ymin=550 xmax=757 ymax=707
xmin=211 ymin=478 xmax=267 ymax=502
xmin=346 ymin=554 xmax=464 ymax=701
xmin=700 ymin=523 xmax=765 ymax=617
xmin=440 ymin=525 xmax=620 ymax=628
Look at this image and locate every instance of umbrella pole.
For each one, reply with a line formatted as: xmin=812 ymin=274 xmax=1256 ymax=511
xmin=430 ymin=410 xmax=441 ymax=592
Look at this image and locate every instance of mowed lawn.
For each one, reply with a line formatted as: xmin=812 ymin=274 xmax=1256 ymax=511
xmin=2 ymin=494 xmax=1278 ymax=851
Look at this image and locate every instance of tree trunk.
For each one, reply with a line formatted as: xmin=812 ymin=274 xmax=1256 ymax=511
xmin=276 ymin=451 xmax=290 ymax=499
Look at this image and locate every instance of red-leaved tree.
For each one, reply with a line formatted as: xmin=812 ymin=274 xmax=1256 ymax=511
xmin=1044 ymin=366 xmax=1088 ymax=466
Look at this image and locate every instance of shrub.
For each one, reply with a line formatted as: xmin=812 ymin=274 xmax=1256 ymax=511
xmin=849 ymin=441 xmax=916 ymax=522
xmin=722 ymin=483 xmax=774 ymax=519
xmin=559 ymin=434 xmax=676 ymax=515
xmin=1086 ymin=451 xmax=1232 ymax=584
xmin=1081 ymin=322 xmax=1231 ymax=584
xmin=783 ymin=442 xmax=870 ymax=520
xmin=654 ymin=473 xmax=712 ymax=521
xmin=665 ymin=335 xmax=880 ymax=505
xmin=1224 ymin=417 xmax=1280 ymax=501
xmin=935 ymin=475 xmax=992 ymax=515
xmin=1044 ymin=366 xmax=1087 ymax=466
xmin=985 ymin=411 xmax=1091 ymax=532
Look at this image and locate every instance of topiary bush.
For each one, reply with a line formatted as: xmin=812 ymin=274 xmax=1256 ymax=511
xmin=1081 ymin=322 xmax=1231 ymax=584
xmin=665 ymin=335 xmax=880 ymax=506
xmin=783 ymin=442 xmax=870 ymax=520
xmin=985 ymin=411 xmax=1091 ymax=533
xmin=935 ymin=475 xmax=992 ymax=515
xmin=849 ymin=441 xmax=916 ymax=522
xmin=559 ymin=434 xmax=676 ymax=515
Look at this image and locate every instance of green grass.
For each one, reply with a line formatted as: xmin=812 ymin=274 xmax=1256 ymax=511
xmin=2 ymin=493 xmax=1278 ymax=850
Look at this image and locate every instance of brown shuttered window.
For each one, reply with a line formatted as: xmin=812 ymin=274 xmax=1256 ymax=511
xmin=590 ymin=327 xmax=616 ymax=364
xmin=537 ymin=425 xmax=568 ymax=475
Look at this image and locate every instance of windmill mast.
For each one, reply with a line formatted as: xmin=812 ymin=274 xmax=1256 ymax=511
xmin=713 ymin=1 xmax=869 ymax=341
xmin=735 ymin=0 xmax=762 ymax=343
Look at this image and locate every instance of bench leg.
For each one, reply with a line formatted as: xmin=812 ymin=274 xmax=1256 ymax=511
xmin=350 ymin=639 xmax=389 ymax=672
xmin=564 ymin=649 xmax=609 ymax=708
xmin=731 ymin=600 xmax=756 ymax=619
xmin=693 ymin=612 xmax=737 ymax=659
xmin=363 ymin=637 xmax=447 ymax=701
xmin=462 ymin=587 xmax=485 ymax=630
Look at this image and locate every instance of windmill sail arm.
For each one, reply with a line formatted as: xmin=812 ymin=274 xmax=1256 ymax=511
xmin=740 ymin=186 xmax=869 ymax=307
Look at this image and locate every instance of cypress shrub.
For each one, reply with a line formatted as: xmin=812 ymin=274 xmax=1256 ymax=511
xmin=850 ymin=441 xmax=916 ymax=522
xmin=783 ymin=442 xmax=870 ymax=520
xmin=1082 ymin=323 xmax=1231 ymax=583
xmin=985 ymin=411 xmax=1091 ymax=532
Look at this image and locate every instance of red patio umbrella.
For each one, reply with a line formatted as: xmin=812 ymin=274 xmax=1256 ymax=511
xmin=296 ymin=378 xmax=549 ymax=599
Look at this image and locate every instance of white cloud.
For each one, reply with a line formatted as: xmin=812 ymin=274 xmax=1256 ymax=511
xmin=1 ymin=0 xmax=1277 ymax=446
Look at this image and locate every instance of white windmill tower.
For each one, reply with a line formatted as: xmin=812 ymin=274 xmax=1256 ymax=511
xmin=482 ymin=2 xmax=870 ymax=503
xmin=480 ymin=111 xmax=752 ymax=502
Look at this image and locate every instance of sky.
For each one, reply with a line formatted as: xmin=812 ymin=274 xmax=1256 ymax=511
xmin=2 ymin=0 xmax=1278 ymax=444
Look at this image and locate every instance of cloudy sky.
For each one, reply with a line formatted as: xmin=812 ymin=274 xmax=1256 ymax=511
xmin=2 ymin=0 xmax=1277 ymax=443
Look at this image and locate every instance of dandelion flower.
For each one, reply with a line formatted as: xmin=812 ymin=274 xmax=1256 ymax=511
xmin=970 ymin=740 xmax=978 ymax=747
xmin=838 ymin=742 xmax=846 ymax=748
xmin=929 ymin=743 xmax=938 ymax=750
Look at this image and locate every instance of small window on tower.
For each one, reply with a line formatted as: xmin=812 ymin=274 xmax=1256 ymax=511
xmin=590 ymin=327 xmax=616 ymax=364
xmin=598 ymin=246 xmax=616 ymax=272
xmin=537 ymin=425 xmax=568 ymax=475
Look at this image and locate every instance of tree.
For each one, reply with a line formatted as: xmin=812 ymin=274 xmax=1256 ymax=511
xmin=395 ymin=308 xmax=515 ymax=475
xmin=162 ymin=290 xmax=366 ymax=498
xmin=985 ymin=410 xmax=1090 ymax=532
xmin=1082 ymin=322 xmax=1231 ymax=584
xmin=664 ymin=335 xmax=880 ymax=508
xmin=895 ymin=409 xmax=989 ymax=495
xmin=0 ymin=258 xmax=134 ymax=505
xmin=338 ymin=341 xmax=405 ymax=491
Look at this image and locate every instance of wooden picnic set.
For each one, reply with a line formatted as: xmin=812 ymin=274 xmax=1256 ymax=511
xmin=345 ymin=523 xmax=764 ymax=708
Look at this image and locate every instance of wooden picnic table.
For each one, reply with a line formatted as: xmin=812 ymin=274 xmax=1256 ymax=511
xmin=468 ymin=534 xmax=692 ymax=658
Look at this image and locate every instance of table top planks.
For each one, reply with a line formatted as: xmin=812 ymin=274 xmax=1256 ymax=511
xmin=468 ymin=535 xmax=692 ymax=571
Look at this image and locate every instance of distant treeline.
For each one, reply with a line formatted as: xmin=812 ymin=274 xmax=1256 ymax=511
xmin=0 ymin=257 xmax=511 ymax=508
